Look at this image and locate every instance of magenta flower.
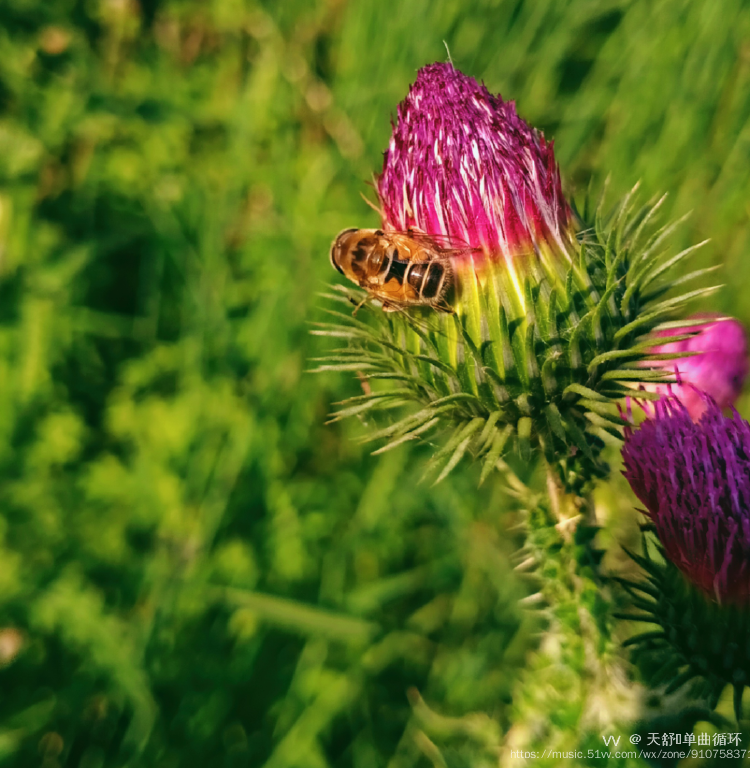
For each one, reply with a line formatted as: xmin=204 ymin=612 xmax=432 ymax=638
xmin=622 ymin=396 xmax=750 ymax=603
xmin=377 ymin=63 xmax=573 ymax=263
xmin=646 ymin=315 xmax=748 ymax=420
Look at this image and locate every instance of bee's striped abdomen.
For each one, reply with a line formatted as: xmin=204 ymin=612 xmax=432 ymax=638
xmin=405 ymin=261 xmax=448 ymax=300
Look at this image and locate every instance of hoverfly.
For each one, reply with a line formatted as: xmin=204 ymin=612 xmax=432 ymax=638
xmin=330 ymin=228 xmax=476 ymax=313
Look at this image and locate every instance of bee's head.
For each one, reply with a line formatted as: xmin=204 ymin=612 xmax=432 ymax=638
xmin=330 ymin=228 xmax=359 ymax=275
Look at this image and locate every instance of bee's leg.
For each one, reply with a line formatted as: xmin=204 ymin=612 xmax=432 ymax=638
xmin=381 ymin=302 xmax=400 ymax=313
xmin=436 ymin=300 xmax=455 ymax=314
xmin=351 ymin=295 xmax=371 ymax=315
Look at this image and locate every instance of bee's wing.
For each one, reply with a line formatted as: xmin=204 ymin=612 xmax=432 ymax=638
xmin=383 ymin=228 xmax=480 ymax=256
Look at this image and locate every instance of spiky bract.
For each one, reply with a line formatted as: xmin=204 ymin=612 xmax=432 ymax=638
xmin=317 ymin=64 xmax=717 ymax=487
xmin=315 ymin=194 xmax=717 ymax=488
xmin=618 ymin=544 xmax=750 ymax=722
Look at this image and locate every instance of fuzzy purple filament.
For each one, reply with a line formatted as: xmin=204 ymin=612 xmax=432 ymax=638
xmin=377 ymin=63 xmax=572 ymax=260
xmin=622 ymin=397 xmax=750 ymax=602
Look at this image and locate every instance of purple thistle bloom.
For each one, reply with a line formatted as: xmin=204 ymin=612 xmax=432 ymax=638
xmin=645 ymin=314 xmax=748 ymax=420
xmin=377 ymin=63 xmax=573 ymax=263
xmin=622 ymin=396 xmax=750 ymax=603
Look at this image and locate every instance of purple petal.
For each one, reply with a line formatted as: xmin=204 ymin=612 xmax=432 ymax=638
xmin=377 ymin=63 xmax=572 ymax=264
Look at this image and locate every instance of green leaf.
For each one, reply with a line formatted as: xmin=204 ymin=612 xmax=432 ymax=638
xmin=628 ymin=210 xmax=691 ymax=275
xmin=425 ymin=417 xmax=485 ymax=483
xmin=562 ymin=383 xmax=608 ymax=402
xmin=334 ymin=388 xmax=421 ymax=406
xmin=220 ymin=587 xmax=379 ymax=641
xmin=524 ymin=322 xmax=540 ymax=383
xmin=544 ymin=403 xmax=566 ymax=441
xmin=626 ymin=192 xmax=667 ymax=254
xmin=614 ymin=283 xmax=723 ymax=341
xmin=614 ymin=181 xmax=642 ymax=257
xmin=371 ymin=416 xmax=441 ymax=455
xmin=640 ymin=283 xmax=724 ymax=316
xmin=547 ymin=288 xmax=560 ymax=340
xmin=639 ymin=239 xmax=710 ymax=289
xmin=626 ymin=351 xmax=701 ymax=365
xmin=413 ymin=354 xmax=457 ymax=376
xmin=652 ymin=317 xmax=729 ymax=331
xmin=594 ymin=174 xmax=611 ymax=245
xmin=563 ymin=417 xmax=594 ymax=460
xmin=586 ymin=426 xmax=623 ymax=448
xmin=517 ymin=416 xmax=532 ymax=461
xmin=586 ymin=341 xmax=701 ymax=372
xmin=433 ymin=433 xmax=475 ymax=485
xmin=327 ymin=398 xmax=392 ymax=423
xmin=308 ymin=362 xmax=380 ymax=373
xmin=584 ymin=411 xmax=624 ymax=434
xmin=361 ymin=404 xmax=459 ymax=443
xmin=591 ymin=275 xmax=624 ymax=339
xmin=641 ymin=264 xmax=722 ymax=303
xmin=578 ymin=399 xmax=622 ymax=422
xmin=309 ymin=329 xmax=363 ymax=340
xmin=601 ymin=369 xmax=674 ymax=382
xmin=541 ymin=353 xmax=561 ymax=397
xmin=479 ymin=425 xmax=514 ymax=486
xmin=613 ymin=307 xmax=672 ymax=341
xmin=477 ymin=409 xmax=503 ymax=453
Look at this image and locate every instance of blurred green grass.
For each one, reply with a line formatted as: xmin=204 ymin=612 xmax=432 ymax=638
xmin=0 ymin=0 xmax=749 ymax=766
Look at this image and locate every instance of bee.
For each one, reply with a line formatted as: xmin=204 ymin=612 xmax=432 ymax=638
xmin=330 ymin=228 xmax=471 ymax=313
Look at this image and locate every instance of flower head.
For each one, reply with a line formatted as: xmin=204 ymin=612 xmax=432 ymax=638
xmin=320 ymin=63 xmax=719 ymax=488
xmin=646 ymin=315 xmax=748 ymax=420
xmin=622 ymin=396 xmax=750 ymax=603
xmin=377 ymin=63 xmax=573 ymax=261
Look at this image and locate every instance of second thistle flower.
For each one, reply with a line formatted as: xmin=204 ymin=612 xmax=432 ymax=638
xmin=620 ymin=396 xmax=750 ymax=717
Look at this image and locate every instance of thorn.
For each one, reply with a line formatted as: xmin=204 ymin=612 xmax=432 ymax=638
xmin=443 ymin=40 xmax=454 ymax=67
xmin=519 ymin=592 xmax=545 ymax=606
xmin=514 ymin=556 xmax=537 ymax=573
xmin=359 ymin=190 xmax=383 ymax=217
xmin=555 ymin=514 xmax=582 ymax=534
xmin=510 ymin=546 xmax=532 ymax=563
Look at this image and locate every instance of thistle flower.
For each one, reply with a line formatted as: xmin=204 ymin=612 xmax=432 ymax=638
xmin=619 ymin=397 xmax=750 ymax=717
xmin=623 ymin=396 xmax=750 ymax=602
xmin=644 ymin=314 xmax=748 ymax=420
xmin=378 ymin=63 xmax=573 ymax=266
xmin=317 ymin=63 xmax=720 ymax=487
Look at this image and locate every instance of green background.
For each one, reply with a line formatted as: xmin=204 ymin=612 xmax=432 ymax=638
xmin=0 ymin=0 xmax=747 ymax=766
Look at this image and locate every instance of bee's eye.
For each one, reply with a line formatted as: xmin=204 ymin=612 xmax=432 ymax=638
xmin=330 ymin=247 xmax=345 ymax=275
xmin=368 ymin=250 xmax=386 ymax=272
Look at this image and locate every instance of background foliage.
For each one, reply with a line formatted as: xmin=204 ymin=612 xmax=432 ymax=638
xmin=0 ymin=0 xmax=749 ymax=766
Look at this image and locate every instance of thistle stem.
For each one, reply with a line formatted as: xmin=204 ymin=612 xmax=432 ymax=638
xmin=502 ymin=465 xmax=640 ymax=761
